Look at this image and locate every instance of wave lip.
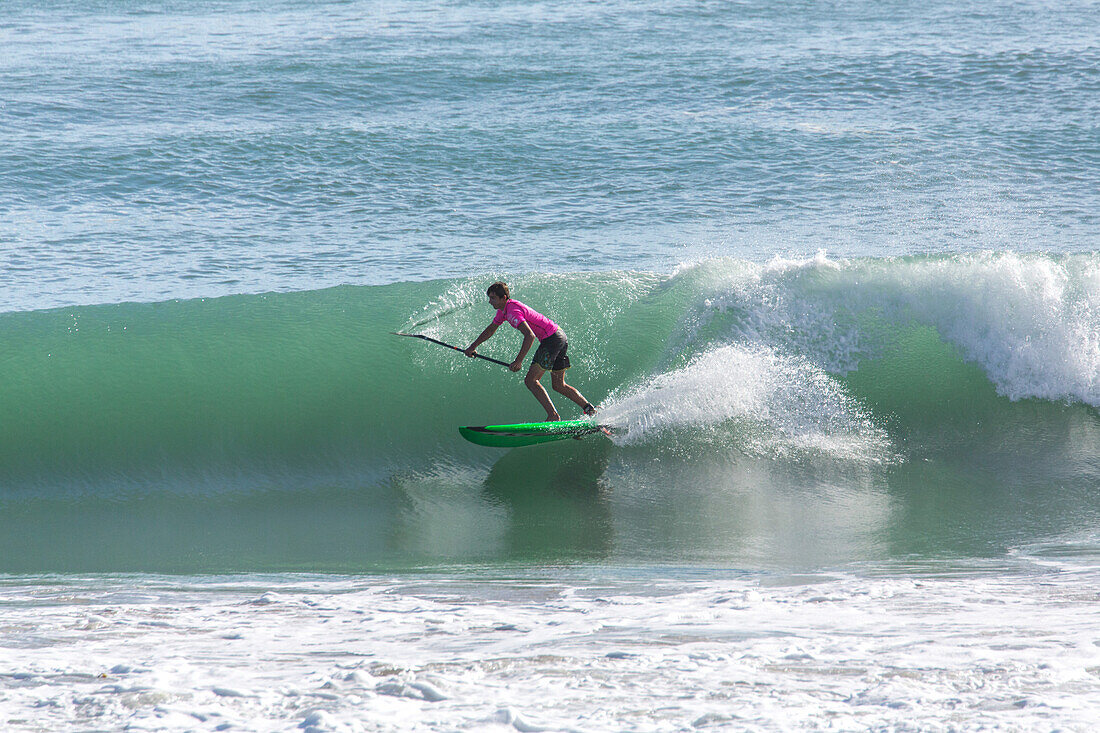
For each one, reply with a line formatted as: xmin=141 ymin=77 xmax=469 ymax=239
xmin=680 ymin=251 xmax=1100 ymax=408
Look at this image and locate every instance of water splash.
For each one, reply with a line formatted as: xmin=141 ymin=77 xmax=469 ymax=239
xmin=600 ymin=344 xmax=893 ymax=462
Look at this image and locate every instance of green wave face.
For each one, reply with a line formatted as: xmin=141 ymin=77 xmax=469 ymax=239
xmin=3 ymin=254 xmax=1100 ymax=572
xmin=0 ymin=272 xmax=672 ymax=493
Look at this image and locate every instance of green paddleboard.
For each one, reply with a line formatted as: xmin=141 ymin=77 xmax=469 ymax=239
xmin=459 ymin=419 xmax=613 ymax=448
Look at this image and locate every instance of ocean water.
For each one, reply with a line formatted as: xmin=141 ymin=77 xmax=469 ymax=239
xmin=2 ymin=0 xmax=1100 ymax=730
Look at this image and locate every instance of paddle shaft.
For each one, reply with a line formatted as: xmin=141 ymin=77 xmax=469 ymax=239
xmin=391 ymin=332 xmax=512 ymax=368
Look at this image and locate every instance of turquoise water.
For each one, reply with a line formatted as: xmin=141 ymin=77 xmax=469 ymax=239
xmin=2 ymin=257 xmax=1099 ymax=572
xmin=4 ymin=2 xmax=1100 ymax=729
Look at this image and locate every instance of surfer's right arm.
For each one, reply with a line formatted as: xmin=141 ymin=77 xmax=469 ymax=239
xmin=465 ymin=322 xmax=500 ymax=357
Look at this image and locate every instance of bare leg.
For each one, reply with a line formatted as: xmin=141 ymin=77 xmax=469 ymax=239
xmin=525 ymin=364 xmax=559 ymax=421
xmin=551 ymin=370 xmax=591 ymax=411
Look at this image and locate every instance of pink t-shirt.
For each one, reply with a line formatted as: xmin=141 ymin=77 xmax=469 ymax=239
xmin=492 ymin=299 xmax=560 ymax=340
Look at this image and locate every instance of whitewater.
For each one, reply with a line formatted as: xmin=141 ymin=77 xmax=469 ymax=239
xmin=4 ymin=565 xmax=1099 ymax=732
xmin=4 ymin=0 xmax=1100 ymax=729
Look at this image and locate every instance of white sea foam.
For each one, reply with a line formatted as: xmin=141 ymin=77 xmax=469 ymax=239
xmin=1 ymin=566 xmax=1098 ymax=731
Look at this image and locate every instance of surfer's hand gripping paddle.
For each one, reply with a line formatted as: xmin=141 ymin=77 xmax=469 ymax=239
xmin=390 ymin=332 xmax=512 ymax=368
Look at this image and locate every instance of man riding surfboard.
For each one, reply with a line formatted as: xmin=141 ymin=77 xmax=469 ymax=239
xmin=464 ymin=282 xmax=597 ymax=422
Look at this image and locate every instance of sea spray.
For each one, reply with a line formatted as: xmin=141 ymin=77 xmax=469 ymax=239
xmin=600 ymin=343 xmax=893 ymax=461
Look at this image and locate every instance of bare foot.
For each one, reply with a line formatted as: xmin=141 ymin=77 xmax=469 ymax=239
xmin=545 ymin=412 xmax=561 ymax=422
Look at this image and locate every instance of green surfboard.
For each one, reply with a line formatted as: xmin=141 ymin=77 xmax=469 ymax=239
xmin=459 ymin=419 xmax=613 ymax=448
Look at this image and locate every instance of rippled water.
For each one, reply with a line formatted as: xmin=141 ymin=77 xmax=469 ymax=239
xmin=3 ymin=0 xmax=1099 ymax=310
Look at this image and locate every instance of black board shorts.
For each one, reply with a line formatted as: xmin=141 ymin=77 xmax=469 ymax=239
xmin=532 ymin=331 xmax=570 ymax=371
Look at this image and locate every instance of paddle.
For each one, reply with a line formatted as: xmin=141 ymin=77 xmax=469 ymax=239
xmin=390 ymin=332 xmax=512 ymax=368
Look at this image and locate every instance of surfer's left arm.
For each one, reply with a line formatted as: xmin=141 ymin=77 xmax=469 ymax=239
xmin=511 ymin=322 xmax=537 ymax=372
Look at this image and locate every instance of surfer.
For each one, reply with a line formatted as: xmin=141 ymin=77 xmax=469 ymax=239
xmin=464 ymin=282 xmax=597 ymax=422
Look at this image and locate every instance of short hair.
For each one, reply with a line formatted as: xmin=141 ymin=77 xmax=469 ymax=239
xmin=486 ymin=282 xmax=509 ymax=299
